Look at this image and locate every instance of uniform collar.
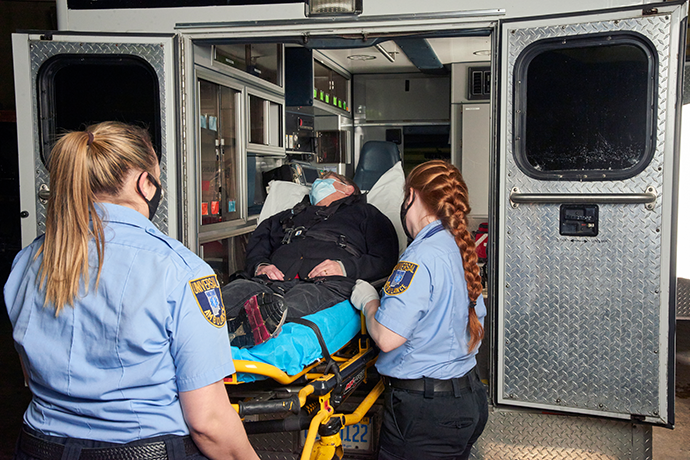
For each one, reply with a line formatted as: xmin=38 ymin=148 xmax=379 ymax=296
xmin=95 ymin=202 xmax=154 ymax=229
xmin=415 ymin=219 xmax=444 ymax=241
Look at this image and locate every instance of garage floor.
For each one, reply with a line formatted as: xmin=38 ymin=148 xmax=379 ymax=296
xmin=0 ymin=318 xmax=688 ymax=459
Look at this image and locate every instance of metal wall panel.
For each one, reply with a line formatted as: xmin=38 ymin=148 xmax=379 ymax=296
xmin=678 ymin=278 xmax=690 ymax=320
xmin=500 ymin=15 xmax=671 ymax=418
xmin=28 ymin=41 xmax=170 ymax=235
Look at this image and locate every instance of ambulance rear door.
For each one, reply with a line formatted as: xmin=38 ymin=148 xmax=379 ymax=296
xmin=496 ymin=3 xmax=686 ymax=425
xmin=12 ymin=32 xmax=179 ymax=245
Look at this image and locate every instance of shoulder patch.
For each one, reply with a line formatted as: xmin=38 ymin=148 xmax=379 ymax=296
xmin=189 ymin=275 xmax=226 ymax=328
xmin=383 ymin=261 xmax=418 ymax=296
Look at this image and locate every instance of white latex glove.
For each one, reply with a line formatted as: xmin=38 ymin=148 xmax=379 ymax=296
xmin=351 ymin=280 xmax=380 ymax=311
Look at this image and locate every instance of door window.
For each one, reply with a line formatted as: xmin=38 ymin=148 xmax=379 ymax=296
xmin=37 ymin=55 xmax=161 ymax=165
xmin=513 ymin=33 xmax=657 ymax=181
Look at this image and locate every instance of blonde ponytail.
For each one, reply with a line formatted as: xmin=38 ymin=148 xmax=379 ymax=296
xmin=37 ymin=122 xmax=157 ymax=314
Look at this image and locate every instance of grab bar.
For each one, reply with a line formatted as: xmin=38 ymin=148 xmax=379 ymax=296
xmin=509 ymin=186 xmax=657 ymax=210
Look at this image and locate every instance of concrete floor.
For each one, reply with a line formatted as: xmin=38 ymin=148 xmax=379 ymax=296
xmin=0 ymin=317 xmax=688 ymax=459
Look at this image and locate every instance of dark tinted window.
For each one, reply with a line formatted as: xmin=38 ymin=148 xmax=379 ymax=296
xmin=514 ymin=33 xmax=656 ymax=181
xmin=402 ymin=125 xmax=450 ymax=174
xmin=38 ymin=55 xmax=161 ymax=165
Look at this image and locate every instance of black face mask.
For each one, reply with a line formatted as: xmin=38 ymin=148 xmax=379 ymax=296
xmin=136 ymin=172 xmax=162 ymax=220
xmin=400 ymin=191 xmax=416 ymax=244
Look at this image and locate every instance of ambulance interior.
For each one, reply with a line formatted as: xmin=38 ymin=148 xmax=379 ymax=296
xmin=189 ymin=33 xmax=495 ymax=416
xmin=191 ymin=33 xmax=492 ymax=276
xmin=38 ymin=30 xmax=494 ymax=387
xmin=191 ymin=32 xmax=492 ymax=364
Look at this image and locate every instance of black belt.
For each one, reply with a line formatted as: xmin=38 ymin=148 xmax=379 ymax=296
xmin=386 ymin=368 xmax=476 ymax=398
xmin=19 ymin=429 xmax=199 ymax=460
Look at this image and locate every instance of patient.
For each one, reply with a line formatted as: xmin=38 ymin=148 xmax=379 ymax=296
xmin=222 ymin=172 xmax=398 ymax=348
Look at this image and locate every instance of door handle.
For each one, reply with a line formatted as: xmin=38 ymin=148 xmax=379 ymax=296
xmin=38 ymin=184 xmax=50 ymax=203
xmin=509 ymin=186 xmax=657 ymax=210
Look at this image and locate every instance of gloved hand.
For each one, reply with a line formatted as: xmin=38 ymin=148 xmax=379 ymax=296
xmin=351 ymin=280 xmax=379 ymax=311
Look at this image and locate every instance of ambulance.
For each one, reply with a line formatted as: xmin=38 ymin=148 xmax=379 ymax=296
xmin=12 ymin=0 xmax=685 ymax=458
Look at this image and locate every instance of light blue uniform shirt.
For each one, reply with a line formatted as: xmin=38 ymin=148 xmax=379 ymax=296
xmin=375 ymin=220 xmax=486 ymax=380
xmin=4 ymin=203 xmax=235 ymax=442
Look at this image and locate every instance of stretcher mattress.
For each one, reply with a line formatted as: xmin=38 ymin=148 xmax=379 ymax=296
xmin=230 ymin=300 xmax=360 ymax=382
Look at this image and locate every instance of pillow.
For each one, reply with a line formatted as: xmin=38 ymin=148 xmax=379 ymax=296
xmin=258 ymin=180 xmax=310 ymax=224
xmin=366 ymin=161 xmax=407 ymax=255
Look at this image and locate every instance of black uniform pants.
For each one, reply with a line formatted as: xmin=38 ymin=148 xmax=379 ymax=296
xmin=221 ymin=277 xmax=355 ymax=321
xmin=378 ymin=369 xmax=488 ymax=460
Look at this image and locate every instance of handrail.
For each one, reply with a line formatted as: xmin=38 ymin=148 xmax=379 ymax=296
xmin=509 ymin=186 xmax=657 ymax=210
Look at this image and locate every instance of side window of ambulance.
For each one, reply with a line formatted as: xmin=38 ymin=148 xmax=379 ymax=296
xmin=37 ymin=55 xmax=161 ymax=166
xmin=513 ymin=33 xmax=657 ymax=181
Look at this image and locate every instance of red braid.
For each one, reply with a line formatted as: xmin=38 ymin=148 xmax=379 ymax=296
xmin=405 ymin=160 xmax=484 ymax=352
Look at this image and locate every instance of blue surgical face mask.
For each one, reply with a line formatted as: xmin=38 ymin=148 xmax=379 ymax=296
xmin=310 ymin=178 xmax=338 ymax=205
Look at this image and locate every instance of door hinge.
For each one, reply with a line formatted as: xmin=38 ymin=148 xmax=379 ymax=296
xmin=631 ymin=414 xmax=646 ymax=423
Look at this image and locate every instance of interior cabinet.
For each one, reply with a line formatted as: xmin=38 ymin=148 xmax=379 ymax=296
xmin=285 ymin=47 xmax=350 ymax=114
xmin=198 ymin=78 xmax=241 ymax=226
xmin=214 ymin=43 xmax=282 ymax=87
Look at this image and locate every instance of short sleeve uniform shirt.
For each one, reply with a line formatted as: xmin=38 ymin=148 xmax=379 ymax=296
xmin=4 ymin=203 xmax=235 ymax=442
xmin=374 ymin=221 xmax=486 ymax=380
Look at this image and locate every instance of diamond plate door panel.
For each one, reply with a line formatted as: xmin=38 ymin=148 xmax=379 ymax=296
xmin=28 ymin=40 xmax=170 ymax=235
xmin=499 ymin=14 xmax=674 ymax=419
xmin=470 ymin=408 xmax=652 ymax=460
xmin=678 ymin=278 xmax=690 ymax=320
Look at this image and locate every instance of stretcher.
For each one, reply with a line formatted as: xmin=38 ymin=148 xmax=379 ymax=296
xmin=224 ymin=162 xmax=405 ymax=459
xmin=224 ymin=300 xmax=384 ymax=460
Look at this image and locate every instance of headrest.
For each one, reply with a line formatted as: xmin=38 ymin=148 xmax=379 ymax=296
xmin=354 ymin=141 xmax=401 ymax=191
xmin=358 ymin=141 xmax=400 ymax=168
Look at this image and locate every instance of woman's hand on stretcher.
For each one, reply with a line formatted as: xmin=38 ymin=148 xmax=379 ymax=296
xmin=256 ymin=264 xmax=285 ymax=280
xmin=352 ymin=280 xmax=407 ymax=353
xmin=351 ymin=280 xmax=379 ymax=311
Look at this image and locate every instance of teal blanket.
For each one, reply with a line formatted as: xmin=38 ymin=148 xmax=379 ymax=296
xmin=230 ymin=300 xmax=360 ymax=382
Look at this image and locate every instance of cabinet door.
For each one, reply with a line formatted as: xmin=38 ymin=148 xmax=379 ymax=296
xmin=199 ymin=79 xmax=241 ymax=225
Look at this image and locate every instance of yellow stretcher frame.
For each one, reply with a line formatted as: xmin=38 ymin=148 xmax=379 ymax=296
xmin=224 ymin=317 xmax=383 ymax=460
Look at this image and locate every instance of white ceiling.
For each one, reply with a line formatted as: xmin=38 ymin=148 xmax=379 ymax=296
xmin=321 ymin=36 xmax=492 ymax=74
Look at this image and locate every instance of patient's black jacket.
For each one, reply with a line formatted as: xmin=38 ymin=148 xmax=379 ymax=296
xmin=245 ymin=194 xmax=398 ymax=282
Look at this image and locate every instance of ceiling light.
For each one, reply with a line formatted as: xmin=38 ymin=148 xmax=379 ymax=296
xmin=307 ymin=0 xmax=363 ymax=16
xmin=347 ymin=55 xmax=376 ymax=61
